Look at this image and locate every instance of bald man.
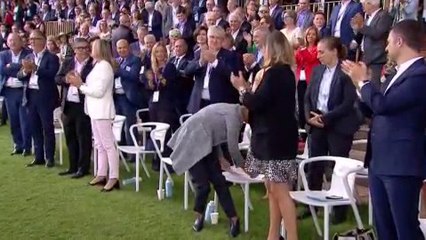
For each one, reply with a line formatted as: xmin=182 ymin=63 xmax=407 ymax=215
xmin=0 ymin=33 xmax=32 ymax=156
xmin=114 ymin=39 xmax=144 ymax=158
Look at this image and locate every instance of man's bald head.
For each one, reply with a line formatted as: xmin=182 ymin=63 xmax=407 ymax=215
xmin=7 ymin=33 xmax=23 ymax=52
xmin=116 ymin=39 xmax=130 ymax=58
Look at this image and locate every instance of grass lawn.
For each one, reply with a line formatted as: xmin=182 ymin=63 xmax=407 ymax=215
xmin=0 ymin=126 xmax=370 ymax=240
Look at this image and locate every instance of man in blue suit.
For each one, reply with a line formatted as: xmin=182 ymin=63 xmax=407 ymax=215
xmin=114 ymin=39 xmax=144 ymax=155
xmin=268 ymin=0 xmax=284 ymax=30
xmin=142 ymin=1 xmax=163 ymax=41
xmin=184 ymin=25 xmax=241 ymax=114
xmin=17 ymin=30 xmax=60 ymax=168
xmin=342 ymin=20 xmax=426 ymax=240
xmin=0 ymin=33 xmax=32 ymax=156
xmin=176 ymin=6 xmax=196 ymax=51
xmin=326 ymin=0 xmax=363 ymax=59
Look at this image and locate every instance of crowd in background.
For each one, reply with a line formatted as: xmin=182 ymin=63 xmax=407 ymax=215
xmin=0 ymin=0 xmax=426 ymax=239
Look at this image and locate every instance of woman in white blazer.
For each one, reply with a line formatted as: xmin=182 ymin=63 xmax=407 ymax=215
xmin=67 ymin=39 xmax=120 ymax=192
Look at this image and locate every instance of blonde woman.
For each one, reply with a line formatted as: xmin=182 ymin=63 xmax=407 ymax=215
xmin=67 ymin=39 xmax=120 ymax=192
xmin=231 ymin=30 xmax=299 ymax=240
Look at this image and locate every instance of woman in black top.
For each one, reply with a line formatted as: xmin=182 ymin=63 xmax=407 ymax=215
xmin=231 ymin=30 xmax=299 ymax=240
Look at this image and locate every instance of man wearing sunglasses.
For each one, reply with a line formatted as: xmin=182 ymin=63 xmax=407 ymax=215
xmin=54 ymin=38 xmax=94 ymax=178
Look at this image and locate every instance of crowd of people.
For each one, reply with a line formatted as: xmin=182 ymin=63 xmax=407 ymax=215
xmin=0 ymin=0 xmax=426 ymax=239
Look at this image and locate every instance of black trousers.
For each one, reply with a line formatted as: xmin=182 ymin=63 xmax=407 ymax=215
xmin=308 ymin=127 xmax=354 ymax=219
xmin=189 ymin=147 xmax=237 ymax=219
xmin=63 ymin=102 xmax=92 ymax=173
xmin=297 ymin=80 xmax=307 ymax=130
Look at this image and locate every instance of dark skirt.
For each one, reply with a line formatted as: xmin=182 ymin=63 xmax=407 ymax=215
xmin=245 ymin=149 xmax=298 ymax=184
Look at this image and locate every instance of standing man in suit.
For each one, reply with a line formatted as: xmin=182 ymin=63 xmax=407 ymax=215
xmin=0 ymin=24 xmax=8 ymax=51
xmin=297 ymin=0 xmax=314 ymax=31
xmin=0 ymin=33 xmax=32 ymax=156
xmin=170 ymin=38 xmax=193 ymax=115
xmin=176 ymin=6 xmax=196 ymax=51
xmin=55 ymin=38 xmax=93 ymax=178
xmin=142 ymin=1 xmax=163 ymax=42
xmin=17 ymin=30 xmax=60 ymax=168
xmin=184 ymin=26 xmax=240 ymax=114
xmin=213 ymin=6 xmax=230 ymax=30
xmin=64 ymin=0 xmax=76 ymax=20
xmin=114 ymin=39 xmax=143 ymax=153
xmin=351 ymin=0 xmax=392 ymax=85
xmin=342 ymin=20 xmax=426 ymax=240
xmin=130 ymin=26 xmax=148 ymax=57
xmin=303 ymin=37 xmax=360 ymax=223
xmin=228 ymin=12 xmax=248 ymax=55
xmin=326 ymin=0 xmax=363 ymax=60
xmin=269 ymin=0 xmax=284 ymax=30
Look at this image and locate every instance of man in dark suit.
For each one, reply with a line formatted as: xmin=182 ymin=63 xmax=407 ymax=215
xmin=17 ymin=30 xmax=60 ymax=168
xmin=142 ymin=1 xmax=163 ymax=41
xmin=0 ymin=24 xmax=8 ymax=51
xmin=242 ymin=53 xmax=260 ymax=85
xmin=114 ymin=39 xmax=144 ymax=152
xmin=304 ymin=37 xmax=361 ymax=223
xmin=41 ymin=3 xmax=57 ymax=22
xmin=228 ymin=12 xmax=248 ymax=56
xmin=170 ymin=38 xmax=194 ymax=115
xmin=64 ymin=0 xmax=76 ymax=20
xmin=176 ymin=6 xmax=196 ymax=51
xmin=55 ymin=38 xmax=93 ymax=178
xmin=88 ymin=4 xmax=100 ymax=27
xmin=342 ymin=20 xmax=426 ymax=240
xmin=351 ymin=0 xmax=392 ymax=85
xmin=0 ymin=33 xmax=32 ymax=156
xmin=213 ymin=6 xmax=230 ymax=30
xmin=268 ymin=0 xmax=284 ymax=30
xmin=326 ymin=0 xmax=363 ymax=59
xmin=111 ymin=14 xmax=136 ymax=57
xmin=130 ymin=26 xmax=148 ymax=57
xmin=184 ymin=25 xmax=241 ymax=114
xmin=193 ymin=0 xmax=207 ymax=24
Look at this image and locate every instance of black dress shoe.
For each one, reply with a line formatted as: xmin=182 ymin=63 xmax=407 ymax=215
xmin=192 ymin=216 xmax=204 ymax=232
xmin=22 ymin=150 xmax=31 ymax=157
xmin=59 ymin=170 xmax=75 ymax=176
xmin=26 ymin=160 xmax=45 ymax=167
xmin=11 ymin=149 xmax=23 ymax=155
xmin=229 ymin=218 xmax=240 ymax=238
xmin=45 ymin=161 xmax=55 ymax=168
xmin=71 ymin=171 xmax=88 ymax=179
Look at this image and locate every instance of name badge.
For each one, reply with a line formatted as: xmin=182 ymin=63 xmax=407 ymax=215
xmin=299 ymin=70 xmax=306 ymax=81
xmin=139 ymin=66 xmax=145 ymax=74
xmin=114 ymin=77 xmax=122 ymax=89
xmin=152 ymin=91 xmax=160 ymax=102
xmin=28 ymin=74 xmax=39 ymax=89
xmin=125 ymin=66 xmax=131 ymax=72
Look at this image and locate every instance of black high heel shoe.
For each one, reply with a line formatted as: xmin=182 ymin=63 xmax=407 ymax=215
xmin=101 ymin=180 xmax=120 ymax=192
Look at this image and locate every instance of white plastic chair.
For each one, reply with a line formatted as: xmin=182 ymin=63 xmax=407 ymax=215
xmin=53 ymin=108 xmax=64 ymax=165
xmin=147 ymin=122 xmax=173 ymax=200
xmin=179 ymin=113 xmax=196 ymax=210
xmin=419 ymin=179 xmax=426 ymax=238
xmin=238 ymin=124 xmax=251 ymax=151
xmin=290 ymin=156 xmax=365 ymax=240
xmin=93 ymin=115 xmax=130 ymax=176
xmin=222 ymin=167 xmax=264 ymax=232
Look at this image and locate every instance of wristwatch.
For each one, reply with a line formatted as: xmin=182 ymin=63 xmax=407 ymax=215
xmin=239 ymin=89 xmax=247 ymax=96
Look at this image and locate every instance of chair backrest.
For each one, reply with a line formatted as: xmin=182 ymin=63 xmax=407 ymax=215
xmin=147 ymin=122 xmax=171 ymax=157
xmin=53 ymin=107 xmax=64 ymax=129
xmin=112 ymin=115 xmax=126 ymax=142
xmin=241 ymin=124 xmax=251 ymax=145
xmin=179 ymin=113 xmax=193 ymax=125
xmin=296 ymin=129 xmax=309 ymax=160
xmin=299 ymin=156 xmax=363 ymax=199
xmin=136 ymin=108 xmax=149 ymax=124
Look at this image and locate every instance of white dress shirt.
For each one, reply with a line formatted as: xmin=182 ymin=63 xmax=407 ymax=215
xmin=148 ymin=12 xmax=154 ymax=31
xmin=28 ymin=50 xmax=45 ymax=89
xmin=6 ymin=50 xmax=24 ymax=88
xmin=384 ymin=57 xmax=423 ymax=94
xmin=67 ymin=58 xmax=89 ymax=103
xmin=201 ymin=59 xmax=218 ymax=100
xmin=269 ymin=4 xmax=277 ymax=16
xmin=317 ymin=65 xmax=337 ymax=113
xmin=334 ymin=0 xmax=350 ymax=37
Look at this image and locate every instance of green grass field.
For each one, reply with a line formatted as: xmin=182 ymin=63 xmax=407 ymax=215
xmin=0 ymin=126 xmax=370 ymax=240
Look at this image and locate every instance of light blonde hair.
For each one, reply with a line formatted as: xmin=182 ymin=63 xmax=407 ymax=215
xmin=207 ymin=25 xmax=226 ymax=39
xmin=263 ymin=30 xmax=295 ymax=68
xmin=92 ymin=39 xmax=116 ymax=70
xmin=150 ymin=42 xmax=168 ymax=74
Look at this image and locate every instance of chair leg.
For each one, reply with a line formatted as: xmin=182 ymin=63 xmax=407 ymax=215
xmin=240 ymin=184 xmax=254 ymax=210
xmin=59 ymin=133 xmax=63 ymax=165
xmin=136 ymin=153 xmax=140 ymax=192
xmin=184 ymin=171 xmax=189 ymax=210
xmin=141 ymin=153 xmax=150 ymax=178
xmin=214 ymin=192 xmax=218 ymax=211
xmin=189 ymin=179 xmax=195 ymax=193
xmin=244 ymin=183 xmax=249 ymax=232
xmin=369 ymin=193 xmax=373 ymax=225
xmin=158 ymin=160 xmax=164 ymax=200
xmin=310 ymin=205 xmax=323 ymax=237
xmin=118 ymin=150 xmax=130 ymax=172
xmin=323 ymin=206 xmax=329 ymax=240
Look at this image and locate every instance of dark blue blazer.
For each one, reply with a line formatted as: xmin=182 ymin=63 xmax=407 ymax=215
xmin=176 ymin=21 xmax=195 ymax=48
xmin=91 ymin=15 xmax=101 ymax=27
xmin=270 ymin=5 xmax=284 ymax=30
xmin=192 ymin=0 xmax=207 ymax=23
xmin=360 ymin=59 xmax=426 ymax=177
xmin=115 ymin=54 xmax=144 ymax=108
xmin=184 ymin=48 xmax=240 ymax=113
xmin=142 ymin=10 xmax=163 ymax=41
xmin=142 ymin=62 xmax=178 ymax=110
xmin=16 ymin=51 xmax=60 ymax=108
xmin=0 ymin=48 xmax=32 ymax=95
xmin=326 ymin=1 xmax=363 ymax=47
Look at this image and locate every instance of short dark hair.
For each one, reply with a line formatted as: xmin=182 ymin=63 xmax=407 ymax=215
xmin=176 ymin=6 xmax=187 ymax=16
xmin=314 ymin=11 xmax=326 ymax=18
xmin=392 ymin=19 xmax=426 ymax=52
xmin=319 ymin=36 xmax=347 ymax=60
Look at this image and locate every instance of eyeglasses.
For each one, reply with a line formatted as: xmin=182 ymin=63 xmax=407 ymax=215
xmin=75 ymin=46 xmax=89 ymax=50
xmin=259 ymin=10 xmax=268 ymax=13
xmin=29 ymin=37 xmax=43 ymax=41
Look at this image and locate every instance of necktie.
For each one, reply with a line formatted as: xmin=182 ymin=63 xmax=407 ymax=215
xmin=174 ymin=57 xmax=180 ymax=67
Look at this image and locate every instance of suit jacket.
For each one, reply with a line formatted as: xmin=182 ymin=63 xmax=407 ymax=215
xmin=0 ymin=32 xmax=8 ymax=51
xmin=270 ymin=5 xmax=284 ymax=30
xmin=168 ymin=103 xmax=244 ymax=175
xmin=184 ymin=48 xmax=241 ymax=113
xmin=240 ymin=20 xmax=252 ymax=33
xmin=91 ymin=15 xmax=101 ymax=27
xmin=176 ymin=21 xmax=195 ymax=49
xmin=242 ymin=63 xmax=260 ymax=85
xmin=42 ymin=10 xmax=56 ymax=21
xmin=297 ymin=10 xmax=314 ymax=30
xmin=142 ymin=10 xmax=163 ymax=41
xmin=170 ymin=54 xmax=194 ymax=114
xmin=111 ymin=25 xmax=136 ymax=56
xmin=17 ymin=51 xmax=60 ymax=108
xmin=326 ymin=0 xmax=363 ymax=47
xmin=0 ymin=48 xmax=32 ymax=95
xmin=114 ymin=54 xmax=144 ymax=108
xmin=130 ymin=41 xmax=144 ymax=57
xmin=192 ymin=0 xmax=207 ymax=23
xmin=64 ymin=6 xmax=76 ymax=20
xmin=360 ymin=59 xmax=426 ymax=177
xmin=304 ymin=64 xmax=360 ymax=136
xmin=233 ymin=29 xmax=248 ymax=55
xmin=55 ymin=57 xmax=94 ymax=113
xmin=217 ymin=19 xmax=230 ymax=31
xmin=357 ymin=9 xmax=393 ymax=65
xmin=241 ymin=63 xmax=299 ymax=160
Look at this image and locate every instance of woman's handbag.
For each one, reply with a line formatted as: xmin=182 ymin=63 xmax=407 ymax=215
xmin=332 ymin=227 xmax=376 ymax=240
